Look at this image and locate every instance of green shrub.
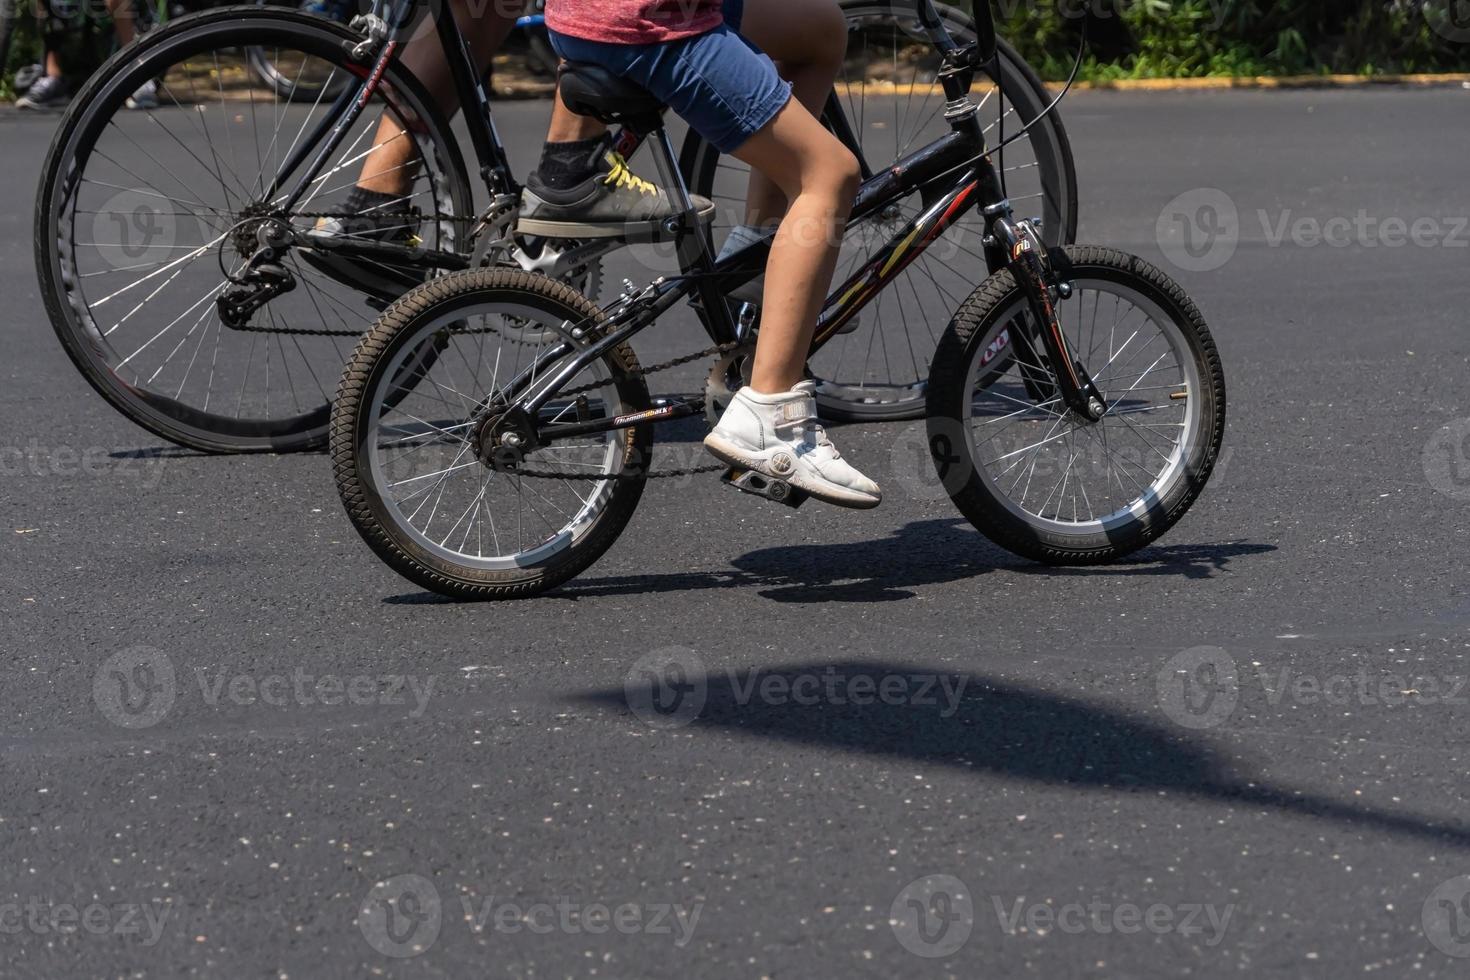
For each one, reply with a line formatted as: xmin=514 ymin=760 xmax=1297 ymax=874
xmin=990 ymin=0 xmax=1470 ymax=78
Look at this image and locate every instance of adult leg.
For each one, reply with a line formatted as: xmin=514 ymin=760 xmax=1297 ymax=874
xmin=354 ymin=2 xmax=605 ymax=195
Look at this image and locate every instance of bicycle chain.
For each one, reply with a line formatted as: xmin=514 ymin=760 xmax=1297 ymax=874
xmin=219 ymin=207 xmax=740 ymax=480
xmin=508 ymin=339 xmax=741 ymax=482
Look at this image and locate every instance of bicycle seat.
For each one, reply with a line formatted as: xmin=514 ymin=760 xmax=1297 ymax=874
xmin=557 ymin=63 xmax=666 ymax=129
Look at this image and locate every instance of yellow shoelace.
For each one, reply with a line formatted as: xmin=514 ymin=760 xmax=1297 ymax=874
xmin=602 ymin=152 xmax=658 ymax=196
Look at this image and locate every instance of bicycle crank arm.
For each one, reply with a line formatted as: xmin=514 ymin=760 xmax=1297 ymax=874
xmin=994 ymin=217 xmax=1107 ymax=421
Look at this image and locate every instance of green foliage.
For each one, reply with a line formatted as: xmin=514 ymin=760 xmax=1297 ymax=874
xmin=986 ymin=0 xmax=1470 ymax=78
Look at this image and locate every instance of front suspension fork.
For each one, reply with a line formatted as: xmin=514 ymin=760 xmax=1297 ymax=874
xmin=987 ymin=212 xmax=1107 ymax=421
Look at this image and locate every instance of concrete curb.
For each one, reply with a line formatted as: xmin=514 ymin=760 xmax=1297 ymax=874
xmin=835 ymin=73 xmax=1470 ymax=97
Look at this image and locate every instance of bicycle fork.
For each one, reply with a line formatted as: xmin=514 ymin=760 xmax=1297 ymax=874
xmin=980 ymin=201 xmax=1107 ymax=423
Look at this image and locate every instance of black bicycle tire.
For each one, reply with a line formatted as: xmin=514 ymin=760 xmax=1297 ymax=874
xmin=332 ymin=268 xmax=653 ymax=600
xmin=925 ymin=245 xmax=1227 ymax=565
xmin=34 ymin=6 xmax=473 ymax=453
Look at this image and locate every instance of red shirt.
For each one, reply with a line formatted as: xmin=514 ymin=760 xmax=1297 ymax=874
xmin=545 ymin=1 xmax=725 ymax=44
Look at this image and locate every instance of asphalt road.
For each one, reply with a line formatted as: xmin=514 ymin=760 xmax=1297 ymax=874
xmin=4 ymin=85 xmax=1470 ymax=978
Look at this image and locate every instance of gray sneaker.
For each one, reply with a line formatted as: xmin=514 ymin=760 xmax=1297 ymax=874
xmin=16 ymin=74 xmax=69 ymax=111
xmin=518 ymin=148 xmax=714 ymax=241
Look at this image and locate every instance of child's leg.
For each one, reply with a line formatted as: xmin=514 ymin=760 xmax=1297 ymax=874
xmin=731 ymin=0 xmax=847 ymax=228
xmin=728 ymin=99 xmax=859 ymax=393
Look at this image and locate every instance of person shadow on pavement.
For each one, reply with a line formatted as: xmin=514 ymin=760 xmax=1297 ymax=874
xmin=575 ymin=661 xmax=1470 ymax=849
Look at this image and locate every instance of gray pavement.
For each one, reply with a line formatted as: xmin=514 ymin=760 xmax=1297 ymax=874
xmin=3 ymin=85 xmax=1470 ymax=978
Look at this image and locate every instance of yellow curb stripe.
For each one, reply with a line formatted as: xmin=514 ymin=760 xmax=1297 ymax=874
xmin=836 ymin=73 xmax=1470 ymax=97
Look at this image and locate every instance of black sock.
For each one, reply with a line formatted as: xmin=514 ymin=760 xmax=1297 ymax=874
xmin=344 ymin=186 xmax=403 ymax=212
xmin=535 ymin=136 xmax=607 ymax=191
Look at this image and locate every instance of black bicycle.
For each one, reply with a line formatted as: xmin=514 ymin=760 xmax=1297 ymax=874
xmin=34 ymin=0 xmax=1076 ymax=453
xmin=329 ymin=0 xmax=1227 ymax=599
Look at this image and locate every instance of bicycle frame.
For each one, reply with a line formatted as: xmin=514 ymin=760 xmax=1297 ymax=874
xmin=499 ymin=0 xmax=1107 ymax=449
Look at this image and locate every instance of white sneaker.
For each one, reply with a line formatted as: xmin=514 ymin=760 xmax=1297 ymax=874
xmin=704 ymin=380 xmax=882 ymax=509
xmin=126 ymin=80 xmax=158 ymax=110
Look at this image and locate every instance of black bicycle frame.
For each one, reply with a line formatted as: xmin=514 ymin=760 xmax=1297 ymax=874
xmin=520 ymin=0 xmax=1106 ymax=446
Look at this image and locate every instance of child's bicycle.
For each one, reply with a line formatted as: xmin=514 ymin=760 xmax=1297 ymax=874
xmin=329 ymin=0 xmax=1227 ymax=599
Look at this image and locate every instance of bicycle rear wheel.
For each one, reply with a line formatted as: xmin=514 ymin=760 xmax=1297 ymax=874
xmin=682 ymin=0 xmax=1078 ymax=423
xmin=332 ymin=269 xmax=653 ymax=599
xmin=926 ymin=246 xmax=1226 ymax=564
xmin=35 ymin=6 xmax=472 ymax=453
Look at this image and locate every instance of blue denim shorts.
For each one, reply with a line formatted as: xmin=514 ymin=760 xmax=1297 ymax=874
xmin=548 ymin=0 xmax=793 ymax=154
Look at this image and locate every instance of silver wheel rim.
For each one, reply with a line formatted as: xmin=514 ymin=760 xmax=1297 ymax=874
xmin=961 ymin=276 xmax=1203 ymax=536
xmin=49 ymin=25 xmax=461 ymax=444
xmin=364 ymin=303 xmax=625 ymax=571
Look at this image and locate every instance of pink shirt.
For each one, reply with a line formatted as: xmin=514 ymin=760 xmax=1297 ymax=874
xmin=545 ymin=1 xmax=725 ymax=45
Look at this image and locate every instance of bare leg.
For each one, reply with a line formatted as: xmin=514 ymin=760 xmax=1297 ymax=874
xmin=729 ymin=99 xmax=859 ymax=393
xmin=734 ymin=0 xmax=848 ymax=227
xmin=356 ymin=3 xmax=606 ymax=195
xmin=106 ymin=0 xmax=137 ymax=46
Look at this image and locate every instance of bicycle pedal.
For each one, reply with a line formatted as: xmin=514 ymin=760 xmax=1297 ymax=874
xmin=721 ymin=467 xmax=808 ymax=509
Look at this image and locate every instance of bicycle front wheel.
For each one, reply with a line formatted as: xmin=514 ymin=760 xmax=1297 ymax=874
xmin=35 ymin=6 xmax=473 ymax=453
xmin=682 ymin=1 xmax=1079 ymax=423
xmin=926 ymin=246 xmax=1227 ymax=564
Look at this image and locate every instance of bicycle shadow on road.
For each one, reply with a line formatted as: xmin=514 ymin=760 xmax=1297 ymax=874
xmin=574 ymin=662 xmax=1470 ymax=849
xmin=545 ymin=520 xmax=1274 ymax=603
